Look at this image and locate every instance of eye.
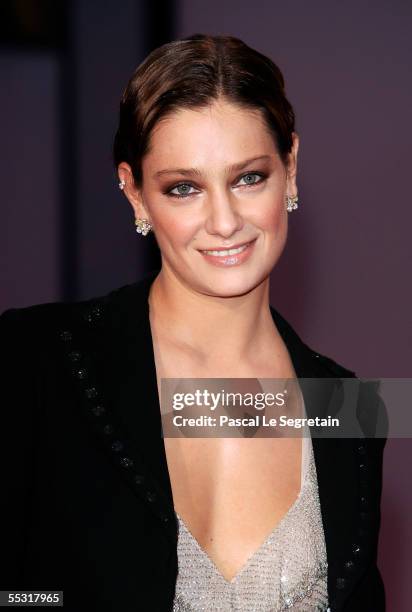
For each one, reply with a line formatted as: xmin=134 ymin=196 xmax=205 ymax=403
xmin=165 ymin=171 xmax=266 ymax=200
xmin=237 ymin=172 xmax=266 ymax=187
xmin=167 ymin=183 xmax=198 ymax=199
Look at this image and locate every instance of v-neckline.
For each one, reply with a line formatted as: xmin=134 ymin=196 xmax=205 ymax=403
xmin=175 ymin=432 xmax=309 ymax=585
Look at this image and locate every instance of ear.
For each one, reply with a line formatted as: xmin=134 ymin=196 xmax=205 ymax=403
xmin=117 ymin=162 xmax=151 ymax=220
xmin=286 ymin=132 xmax=299 ymax=195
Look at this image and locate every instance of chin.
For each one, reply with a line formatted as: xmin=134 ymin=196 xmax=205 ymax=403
xmin=194 ymin=270 xmax=269 ymax=298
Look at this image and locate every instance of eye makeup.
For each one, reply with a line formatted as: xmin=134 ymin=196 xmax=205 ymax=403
xmin=162 ymin=171 xmax=269 ymax=200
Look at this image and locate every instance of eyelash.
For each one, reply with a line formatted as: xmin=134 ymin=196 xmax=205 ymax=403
xmin=164 ymin=172 xmax=267 ymax=199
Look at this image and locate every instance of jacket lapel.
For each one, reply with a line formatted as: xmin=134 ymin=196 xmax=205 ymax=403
xmin=269 ymin=307 xmax=370 ymax=610
xmin=97 ymin=272 xmax=176 ymax=524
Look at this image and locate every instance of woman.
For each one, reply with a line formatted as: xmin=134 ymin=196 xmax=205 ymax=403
xmin=0 ymin=34 xmax=386 ymax=611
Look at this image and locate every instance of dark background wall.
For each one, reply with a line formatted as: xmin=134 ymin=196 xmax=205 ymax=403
xmin=1 ymin=1 xmax=411 ymax=608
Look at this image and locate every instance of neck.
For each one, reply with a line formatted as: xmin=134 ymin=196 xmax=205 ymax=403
xmin=148 ymin=266 xmax=279 ymax=364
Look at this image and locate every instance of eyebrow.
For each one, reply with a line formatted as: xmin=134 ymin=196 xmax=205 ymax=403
xmin=153 ymin=155 xmax=273 ymax=179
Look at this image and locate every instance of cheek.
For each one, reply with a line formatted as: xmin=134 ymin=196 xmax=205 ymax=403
xmin=256 ymin=193 xmax=286 ymax=231
xmin=151 ymin=207 xmax=196 ymax=246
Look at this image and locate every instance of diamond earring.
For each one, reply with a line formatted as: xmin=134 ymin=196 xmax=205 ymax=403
xmin=286 ymin=194 xmax=299 ymax=212
xmin=118 ymin=179 xmax=125 ymax=190
xmin=135 ymin=218 xmax=152 ymax=236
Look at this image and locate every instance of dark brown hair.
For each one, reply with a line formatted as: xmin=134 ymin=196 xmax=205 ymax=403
xmin=113 ymin=33 xmax=296 ymax=187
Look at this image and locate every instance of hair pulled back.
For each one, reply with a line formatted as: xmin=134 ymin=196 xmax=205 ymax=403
xmin=113 ymin=34 xmax=295 ymax=187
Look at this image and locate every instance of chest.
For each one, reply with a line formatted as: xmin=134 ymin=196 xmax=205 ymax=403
xmin=152 ymin=335 xmax=304 ymax=582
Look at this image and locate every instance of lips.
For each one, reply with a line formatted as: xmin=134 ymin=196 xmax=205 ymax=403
xmin=199 ymin=239 xmax=255 ymax=256
xmin=199 ymin=238 xmax=257 ymax=267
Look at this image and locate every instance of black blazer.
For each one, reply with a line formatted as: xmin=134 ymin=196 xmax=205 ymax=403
xmin=0 ymin=270 xmax=387 ymax=611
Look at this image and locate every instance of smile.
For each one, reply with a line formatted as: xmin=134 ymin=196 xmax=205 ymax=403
xmin=199 ymin=239 xmax=257 ymax=267
xmin=201 ymin=243 xmax=250 ymax=257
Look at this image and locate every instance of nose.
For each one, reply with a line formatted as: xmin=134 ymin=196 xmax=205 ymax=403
xmin=204 ymin=189 xmax=244 ymax=238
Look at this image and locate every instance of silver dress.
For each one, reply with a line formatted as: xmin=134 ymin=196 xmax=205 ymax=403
xmin=172 ymin=425 xmax=329 ymax=611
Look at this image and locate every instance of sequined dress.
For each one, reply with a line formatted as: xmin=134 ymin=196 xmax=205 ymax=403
xmin=172 ymin=425 xmax=329 ymax=611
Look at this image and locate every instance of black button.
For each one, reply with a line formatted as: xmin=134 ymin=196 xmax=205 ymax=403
xmin=60 ymin=330 xmax=72 ymax=342
xmin=352 ymin=543 xmax=361 ymax=555
xmin=103 ymin=424 xmax=114 ymax=435
xmin=344 ymin=560 xmax=355 ymax=572
xmin=111 ymin=440 xmax=124 ymax=452
xmin=75 ymin=368 xmax=88 ymax=380
xmin=119 ymin=457 xmax=134 ymax=469
xmin=91 ymin=405 xmax=105 ymax=416
xmin=68 ymin=350 xmax=81 ymax=362
xmin=336 ymin=577 xmax=346 ymax=589
xmin=359 ymin=495 xmax=368 ymax=506
xmin=359 ymin=511 xmax=368 ymax=521
xmin=357 ymin=443 xmax=366 ymax=454
xmin=134 ymin=474 xmax=145 ymax=485
xmin=162 ymin=515 xmax=170 ymax=523
xmin=84 ymin=304 xmax=103 ymax=323
xmin=146 ymin=491 xmax=156 ymax=502
xmin=85 ymin=387 xmax=98 ymax=399
xmin=359 ymin=462 xmax=366 ymax=469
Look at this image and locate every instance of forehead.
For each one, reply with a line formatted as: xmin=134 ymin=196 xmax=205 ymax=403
xmin=144 ymin=100 xmax=277 ymax=171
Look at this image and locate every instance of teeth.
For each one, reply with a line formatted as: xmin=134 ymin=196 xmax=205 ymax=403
xmin=203 ymin=243 xmax=250 ymax=257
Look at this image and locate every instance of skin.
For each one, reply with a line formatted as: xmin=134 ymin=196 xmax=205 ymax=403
xmin=118 ymin=97 xmax=302 ymax=581
xmin=118 ymin=97 xmax=299 ymax=369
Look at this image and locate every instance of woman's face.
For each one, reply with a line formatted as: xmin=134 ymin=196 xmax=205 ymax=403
xmin=120 ymin=98 xmax=299 ymax=298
